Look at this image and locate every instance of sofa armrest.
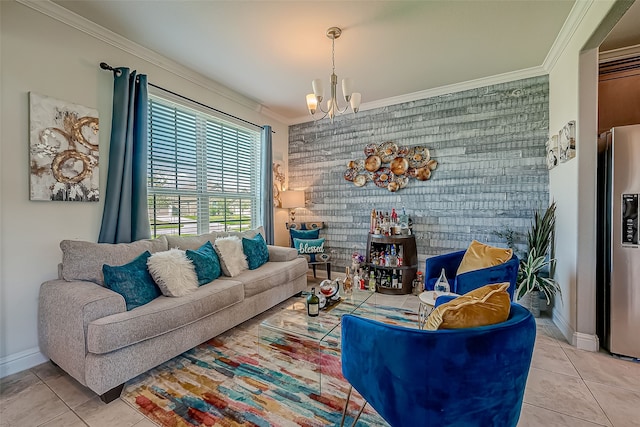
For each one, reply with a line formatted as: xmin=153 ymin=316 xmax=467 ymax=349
xmin=267 ymin=245 xmax=298 ymax=262
xmin=38 ymin=279 xmax=126 ymax=385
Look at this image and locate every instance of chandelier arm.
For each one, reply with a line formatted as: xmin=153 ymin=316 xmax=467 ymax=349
xmin=334 ymin=102 xmax=350 ymax=114
xmin=310 ymin=109 xmax=329 ymax=122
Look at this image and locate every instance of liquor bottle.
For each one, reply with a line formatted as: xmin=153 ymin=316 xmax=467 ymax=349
xmin=359 ymin=268 xmax=366 ymax=290
xmin=307 ymin=288 xmax=319 ymax=317
xmin=412 ymin=271 xmax=424 ymax=295
xmin=434 ymin=268 xmax=451 ymax=293
xmin=390 ymin=244 xmax=397 ymax=267
xmin=391 ymin=269 xmax=398 ymax=288
xmin=343 ymin=267 xmax=353 ymax=295
xmin=397 ymin=245 xmax=404 ymax=266
xmin=399 ymin=206 xmax=409 ymax=231
xmin=385 ymin=246 xmax=391 ymax=266
xmin=380 ymin=271 xmax=389 ymax=288
xmin=379 ymin=250 xmax=386 ymax=266
xmin=370 ymin=209 xmax=377 ymax=234
xmin=391 ymin=208 xmax=398 ymax=225
xmin=353 ymin=269 xmax=361 ymax=290
xmin=369 ymin=270 xmax=376 ymax=291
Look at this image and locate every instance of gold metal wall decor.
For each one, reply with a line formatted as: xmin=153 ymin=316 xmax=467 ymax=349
xmin=29 ymin=93 xmax=99 ymax=201
xmin=273 ymin=161 xmax=285 ymax=207
xmin=344 ymin=142 xmax=437 ymax=192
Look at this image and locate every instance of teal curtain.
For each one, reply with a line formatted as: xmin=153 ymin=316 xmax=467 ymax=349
xmin=261 ymin=126 xmax=275 ymax=245
xmin=98 ymin=68 xmax=150 ymax=243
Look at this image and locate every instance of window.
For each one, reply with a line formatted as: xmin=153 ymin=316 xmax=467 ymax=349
xmin=147 ymin=95 xmax=261 ymax=237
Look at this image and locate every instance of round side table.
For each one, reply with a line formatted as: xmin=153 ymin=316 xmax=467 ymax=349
xmin=418 ymin=291 xmax=459 ymax=329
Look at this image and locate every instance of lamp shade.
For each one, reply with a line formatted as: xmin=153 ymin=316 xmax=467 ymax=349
xmin=281 ymin=190 xmax=305 ymax=208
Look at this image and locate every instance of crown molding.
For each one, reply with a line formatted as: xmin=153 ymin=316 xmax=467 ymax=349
xmin=289 ymin=65 xmax=547 ymax=126
xmin=599 ymin=44 xmax=640 ymax=63
xmin=543 ymin=0 xmax=594 ymax=72
xmin=16 ymin=0 xmax=268 ymax=116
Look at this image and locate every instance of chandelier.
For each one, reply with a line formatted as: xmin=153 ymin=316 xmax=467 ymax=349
xmin=306 ymin=27 xmax=361 ymax=122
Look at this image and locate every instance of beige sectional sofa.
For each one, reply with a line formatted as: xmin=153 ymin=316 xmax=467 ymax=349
xmin=38 ymin=228 xmax=308 ymax=403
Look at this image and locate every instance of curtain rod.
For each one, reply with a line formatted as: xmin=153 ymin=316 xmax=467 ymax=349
xmin=99 ymin=62 xmax=273 ymax=133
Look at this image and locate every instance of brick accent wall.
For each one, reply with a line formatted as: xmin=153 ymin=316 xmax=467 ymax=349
xmin=288 ymin=76 xmax=549 ymax=270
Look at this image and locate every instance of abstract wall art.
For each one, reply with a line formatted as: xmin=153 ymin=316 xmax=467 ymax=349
xmin=273 ymin=161 xmax=285 ymax=207
xmin=558 ymin=120 xmax=576 ymax=163
xmin=29 ymin=92 xmax=99 ymax=201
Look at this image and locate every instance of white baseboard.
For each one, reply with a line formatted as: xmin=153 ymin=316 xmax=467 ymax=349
xmin=552 ymin=310 xmax=574 ymax=344
xmin=0 ymin=347 xmax=48 ymax=378
xmin=573 ymin=332 xmax=600 ymax=352
xmin=552 ymin=310 xmax=600 ymax=352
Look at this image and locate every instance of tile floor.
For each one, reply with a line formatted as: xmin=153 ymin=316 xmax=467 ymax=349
xmin=1 ymin=272 xmax=639 ymax=426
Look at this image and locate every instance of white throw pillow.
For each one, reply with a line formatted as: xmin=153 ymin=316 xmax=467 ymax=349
xmin=147 ymin=249 xmax=198 ymax=297
xmin=214 ymin=236 xmax=249 ymax=277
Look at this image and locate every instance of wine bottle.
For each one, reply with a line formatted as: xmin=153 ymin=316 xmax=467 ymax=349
xmin=307 ymin=288 xmax=319 ymax=317
xmin=392 ymin=269 xmax=398 ymax=288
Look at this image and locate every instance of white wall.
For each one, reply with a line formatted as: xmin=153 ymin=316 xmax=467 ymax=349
xmin=548 ymin=0 xmax=616 ymax=349
xmin=0 ymin=1 xmax=288 ymax=376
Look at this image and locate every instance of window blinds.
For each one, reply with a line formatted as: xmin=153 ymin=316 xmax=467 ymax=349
xmin=147 ymin=95 xmax=260 ymax=237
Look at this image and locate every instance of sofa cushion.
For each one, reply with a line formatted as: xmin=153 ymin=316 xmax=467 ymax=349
xmin=61 ymin=236 xmax=168 ymax=286
xmin=289 ymin=228 xmax=320 ymax=246
xmin=186 ymin=241 xmax=221 ymax=285
xmin=166 ymin=227 xmax=264 ymax=251
xmin=220 ymin=258 xmax=309 ymax=298
xmin=242 ymin=233 xmax=270 ymax=270
xmin=456 ymin=240 xmax=513 ymax=275
xmin=102 ymin=251 xmax=162 ymax=311
xmin=425 ymin=283 xmax=511 ymax=330
xmin=147 ymin=249 xmax=199 ymax=297
xmin=214 ymin=236 xmax=249 ymax=277
xmin=87 ymin=279 xmax=244 ymax=354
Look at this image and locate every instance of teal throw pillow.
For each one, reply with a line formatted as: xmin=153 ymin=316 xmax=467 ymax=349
xmin=289 ymin=228 xmax=320 ymax=247
xmin=102 ymin=251 xmax=161 ymax=311
xmin=185 ymin=241 xmax=221 ymax=285
xmin=293 ymin=238 xmax=325 ymax=262
xmin=242 ymin=233 xmax=270 ymax=270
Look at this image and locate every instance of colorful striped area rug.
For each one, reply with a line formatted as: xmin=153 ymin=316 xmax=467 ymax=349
xmin=122 ymin=302 xmax=419 ymax=427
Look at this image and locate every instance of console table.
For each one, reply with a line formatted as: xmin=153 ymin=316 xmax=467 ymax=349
xmin=366 ymin=234 xmax=417 ymax=295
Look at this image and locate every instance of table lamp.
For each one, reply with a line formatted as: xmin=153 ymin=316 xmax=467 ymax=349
xmin=281 ymin=190 xmax=305 ymax=223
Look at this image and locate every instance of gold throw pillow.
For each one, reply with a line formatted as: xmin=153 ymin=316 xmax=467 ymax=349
xmin=456 ymin=240 xmax=513 ymax=275
xmin=424 ymin=283 xmax=511 ymax=330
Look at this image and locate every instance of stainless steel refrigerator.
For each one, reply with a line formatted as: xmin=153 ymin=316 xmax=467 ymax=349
xmin=597 ymin=124 xmax=640 ymax=359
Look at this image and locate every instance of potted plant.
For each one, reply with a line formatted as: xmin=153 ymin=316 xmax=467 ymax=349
xmin=516 ymin=202 xmax=562 ymax=316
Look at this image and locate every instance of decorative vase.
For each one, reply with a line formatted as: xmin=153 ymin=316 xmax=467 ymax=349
xmin=519 ymin=291 xmax=541 ymax=317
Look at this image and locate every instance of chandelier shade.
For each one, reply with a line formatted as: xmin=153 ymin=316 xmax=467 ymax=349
xmin=306 ymin=27 xmax=361 ymax=122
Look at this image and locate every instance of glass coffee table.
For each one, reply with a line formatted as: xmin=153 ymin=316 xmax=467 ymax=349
xmin=259 ymin=289 xmax=376 ymax=393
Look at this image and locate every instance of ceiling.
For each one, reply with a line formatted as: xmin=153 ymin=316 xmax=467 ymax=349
xmin=51 ymin=1 xmax=639 ymax=124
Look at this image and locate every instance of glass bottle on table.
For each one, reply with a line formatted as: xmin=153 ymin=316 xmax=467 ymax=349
xmin=307 ymin=288 xmax=319 ymax=317
xmin=343 ymin=267 xmax=353 ymax=295
xmin=434 ymin=268 xmax=451 ymax=293
xmin=353 ymin=268 xmax=361 ymax=291
xmin=369 ymin=270 xmax=376 ymax=292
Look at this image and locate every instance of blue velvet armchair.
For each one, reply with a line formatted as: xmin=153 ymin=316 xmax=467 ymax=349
xmin=340 ymin=303 xmax=536 ymax=427
xmin=425 ymin=250 xmax=520 ymax=299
